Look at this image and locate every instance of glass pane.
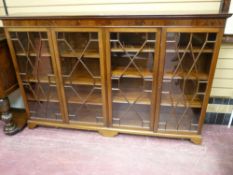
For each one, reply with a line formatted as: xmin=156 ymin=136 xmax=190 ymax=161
xmin=110 ymin=32 xmax=156 ymax=129
xmin=10 ymin=32 xmax=62 ymax=121
xmin=159 ymin=32 xmax=217 ymax=132
xmin=56 ymin=32 xmax=104 ymax=124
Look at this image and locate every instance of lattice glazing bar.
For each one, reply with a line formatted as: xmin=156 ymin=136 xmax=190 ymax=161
xmin=110 ymin=32 xmax=156 ymax=129
xmin=55 ymin=32 xmax=104 ymax=124
xmin=9 ymin=31 xmax=62 ymax=120
xmin=159 ymin=32 xmax=217 ymax=132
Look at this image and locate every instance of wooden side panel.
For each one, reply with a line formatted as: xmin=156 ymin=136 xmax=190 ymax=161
xmin=0 ymin=38 xmax=18 ymax=98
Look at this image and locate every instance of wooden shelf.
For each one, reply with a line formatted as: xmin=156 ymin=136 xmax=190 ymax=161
xmin=67 ymin=92 xmax=102 ymax=105
xmin=60 ymin=50 xmax=100 ymax=58
xmin=111 ymin=67 xmax=208 ymax=81
xmin=112 ymin=91 xmax=151 ymax=105
xmin=111 ymin=46 xmax=155 ymax=53
xmin=110 ymin=46 xmax=213 ymax=53
xmin=21 ymin=74 xmax=101 ymax=86
xmin=16 ymin=52 xmax=51 ymax=57
xmin=27 ymin=89 xmax=103 ymax=105
xmin=15 ymin=50 xmax=100 ymax=58
xmin=112 ymin=67 xmax=153 ymax=79
xmin=166 ymin=46 xmax=213 ymax=53
xmin=164 ymin=71 xmax=209 ymax=80
xmin=161 ymin=94 xmax=202 ymax=108
xmin=21 ymin=75 xmax=56 ymax=84
xmin=112 ymin=90 xmax=202 ymax=108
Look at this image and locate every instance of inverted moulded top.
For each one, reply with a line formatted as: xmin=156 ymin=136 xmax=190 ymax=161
xmin=0 ymin=13 xmax=232 ymax=20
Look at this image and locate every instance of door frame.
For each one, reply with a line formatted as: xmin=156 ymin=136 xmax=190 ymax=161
xmin=154 ymin=27 xmax=223 ymax=134
xmin=50 ymin=28 xmax=108 ymax=126
xmin=105 ymin=27 xmax=161 ymax=130
xmin=4 ymin=27 xmax=66 ymax=122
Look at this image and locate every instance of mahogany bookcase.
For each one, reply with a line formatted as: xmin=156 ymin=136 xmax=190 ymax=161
xmin=0 ymin=14 xmax=231 ymax=143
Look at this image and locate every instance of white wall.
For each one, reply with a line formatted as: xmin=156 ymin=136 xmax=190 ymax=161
xmin=212 ymin=43 xmax=233 ymax=98
xmin=1 ymin=0 xmax=221 ymax=15
xmin=207 ymin=43 xmax=233 ymax=113
xmin=225 ymin=1 xmax=233 ymax=34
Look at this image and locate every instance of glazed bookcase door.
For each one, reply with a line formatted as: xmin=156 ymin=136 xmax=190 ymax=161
xmin=157 ymin=28 xmax=220 ymax=132
xmin=106 ymin=28 xmax=159 ymax=130
xmin=52 ymin=29 xmax=107 ymax=125
xmin=6 ymin=29 xmax=63 ymax=121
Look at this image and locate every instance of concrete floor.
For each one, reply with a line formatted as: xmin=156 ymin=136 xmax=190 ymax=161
xmin=0 ymin=123 xmax=232 ymax=175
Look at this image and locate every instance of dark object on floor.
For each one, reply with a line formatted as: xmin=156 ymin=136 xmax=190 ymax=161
xmin=0 ymin=98 xmax=27 ymax=135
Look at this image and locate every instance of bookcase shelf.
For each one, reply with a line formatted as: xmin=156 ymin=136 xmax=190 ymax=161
xmin=163 ymin=71 xmax=209 ymax=80
xmin=112 ymin=67 xmax=153 ymax=79
xmin=111 ymin=68 xmax=209 ymax=81
xmin=111 ymin=46 xmax=155 ymax=53
xmin=166 ymin=47 xmax=214 ymax=53
xmin=161 ymin=94 xmax=202 ymax=108
xmin=112 ymin=91 xmax=151 ymax=105
xmin=15 ymin=50 xmax=100 ymax=59
xmin=21 ymin=74 xmax=101 ymax=86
